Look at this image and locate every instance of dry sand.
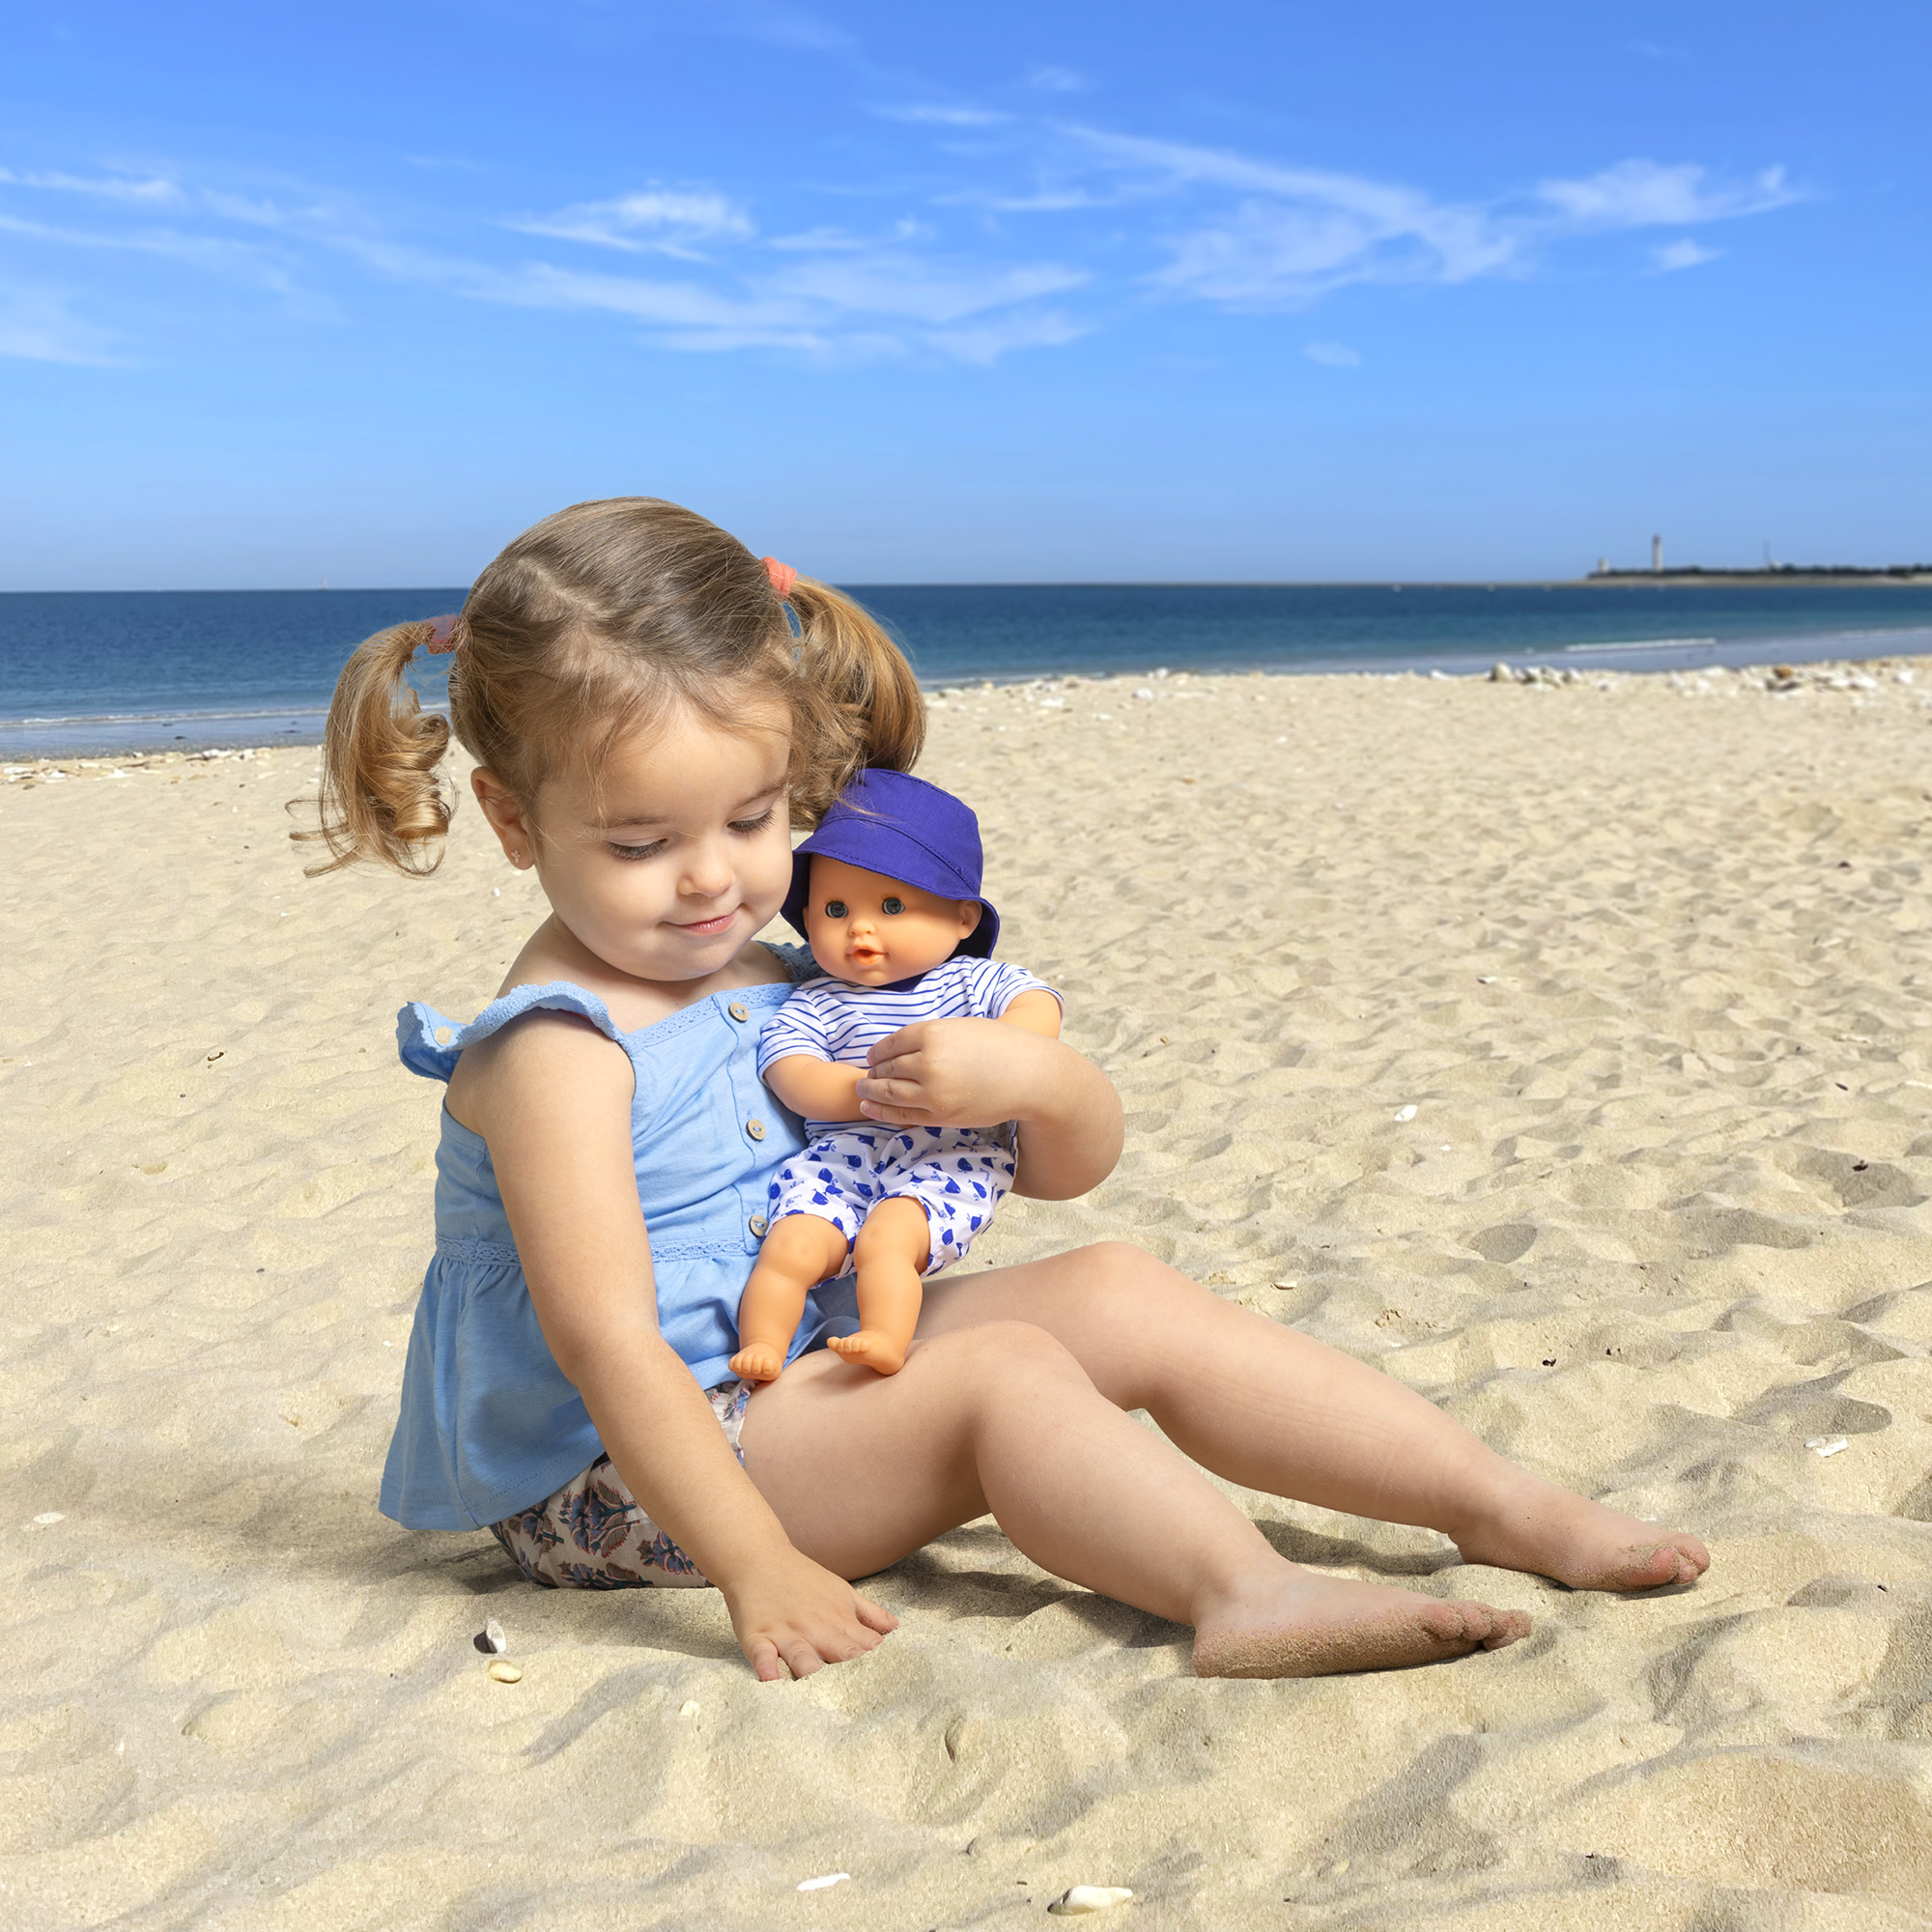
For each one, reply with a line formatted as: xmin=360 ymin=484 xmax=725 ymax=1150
xmin=5 ymin=659 xmax=1932 ymax=1930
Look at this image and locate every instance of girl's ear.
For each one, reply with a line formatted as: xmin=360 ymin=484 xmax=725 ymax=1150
xmin=957 ymin=900 xmax=982 ymax=937
xmin=471 ymin=769 xmax=537 ymax=870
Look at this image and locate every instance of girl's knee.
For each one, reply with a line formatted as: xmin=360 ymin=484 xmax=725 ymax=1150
xmin=1050 ymin=1239 xmax=1204 ymax=1314
xmin=921 ymin=1317 xmax=1086 ymax=1388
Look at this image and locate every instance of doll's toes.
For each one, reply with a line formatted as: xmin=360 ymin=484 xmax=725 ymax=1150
xmin=729 ymin=1345 xmax=784 ymax=1383
xmin=828 ymin=1330 xmax=909 ymax=1375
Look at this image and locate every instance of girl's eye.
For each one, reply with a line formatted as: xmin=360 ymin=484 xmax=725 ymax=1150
xmin=823 ymin=899 xmax=848 ymax=918
xmin=729 ymin=808 xmax=778 ymax=835
xmin=610 ymin=841 xmax=667 ymax=862
xmin=881 ymin=897 xmax=905 ymax=915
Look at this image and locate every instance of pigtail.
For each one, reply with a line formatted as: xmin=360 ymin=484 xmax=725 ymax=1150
xmin=293 ymin=619 xmax=457 ymax=876
xmin=783 ymin=577 xmax=925 ymax=824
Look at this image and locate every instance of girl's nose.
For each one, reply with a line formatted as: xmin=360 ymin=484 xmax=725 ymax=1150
xmin=680 ymin=841 xmax=733 ymax=898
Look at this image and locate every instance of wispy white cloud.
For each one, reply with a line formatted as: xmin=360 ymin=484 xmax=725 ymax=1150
xmin=506 ymin=188 xmax=753 ymax=257
xmin=0 ymin=167 xmax=182 ymax=206
xmin=872 ymin=102 xmax=1014 ymax=128
xmin=0 ymin=288 xmax=121 ymax=363
xmin=1652 ymin=237 xmax=1719 ymax=272
xmin=0 ymin=105 xmax=1803 ymax=366
xmin=1535 ymin=159 xmax=1795 ymax=228
xmin=1025 ymin=66 xmax=1089 ymax=95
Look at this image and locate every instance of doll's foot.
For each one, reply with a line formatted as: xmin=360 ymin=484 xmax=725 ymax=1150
xmin=728 ymin=1343 xmax=786 ymax=1384
xmin=1192 ymin=1567 xmax=1530 ymax=1679
xmin=1447 ymin=1481 xmax=1709 ymax=1592
xmin=827 ymin=1329 xmax=910 ymax=1375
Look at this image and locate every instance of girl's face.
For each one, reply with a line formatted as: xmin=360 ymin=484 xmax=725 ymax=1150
xmin=475 ymin=701 xmax=795 ymax=985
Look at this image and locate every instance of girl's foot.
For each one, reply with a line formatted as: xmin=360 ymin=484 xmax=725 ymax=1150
xmin=728 ymin=1342 xmax=786 ymax=1383
xmin=1449 ymin=1483 xmax=1710 ymax=1591
xmin=827 ymin=1328 xmax=910 ymax=1375
xmin=1191 ymin=1569 xmax=1530 ymax=1679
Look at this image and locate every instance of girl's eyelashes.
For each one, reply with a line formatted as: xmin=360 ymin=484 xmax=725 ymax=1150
xmin=882 ymin=897 xmax=905 ymax=915
xmin=606 ymin=802 xmax=780 ymax=860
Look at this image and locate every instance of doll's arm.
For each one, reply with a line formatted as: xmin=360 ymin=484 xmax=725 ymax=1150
xmin=763 ymin=1052 xmax=868 ymax=1124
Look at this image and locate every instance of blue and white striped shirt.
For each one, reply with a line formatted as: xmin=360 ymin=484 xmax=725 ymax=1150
xmin=758 ymin=956 xmax=1061 ymax=1135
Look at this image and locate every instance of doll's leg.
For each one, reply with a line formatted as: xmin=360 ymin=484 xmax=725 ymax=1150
xmin=742 ymin=1321 xmax=1530 ymax=1677
xmin=917 ymin=1245 xmax=1710 ymax=1594
xmin=729 ymin=1214 xmax=851 ymax=1383
xmin=827 ymin=1197 xmax=929 ymax=1377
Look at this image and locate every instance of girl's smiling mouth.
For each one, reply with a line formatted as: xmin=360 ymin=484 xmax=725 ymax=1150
xmin=671 ymin=909 xmax=740 ymax=937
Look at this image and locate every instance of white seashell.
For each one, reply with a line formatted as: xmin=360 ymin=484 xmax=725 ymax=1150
xmin=796 ymin=1873 xmax=850 ymax=1891
xmin=473 ymin=1619 xmax=507 ymax=1655
xmin=679 ymin=1700 xmax=700 ymax=1717
xmin=32 ymin=1512 xmax=64 ymax=1526
xmin=1048 ymin=1886 xmax=1134 ymax=1915
xmin=486 ymin=1659 xmax=523 ymax=1683
xmin=1394 ymin=1104 xmax=1418 ymax=1122
xmin=1805 ymin=1436 xmax=1849 ymax=1458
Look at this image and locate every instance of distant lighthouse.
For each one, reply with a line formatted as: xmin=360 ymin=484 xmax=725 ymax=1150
xmin=1652 ymin=533 xmax=1663 ymax=574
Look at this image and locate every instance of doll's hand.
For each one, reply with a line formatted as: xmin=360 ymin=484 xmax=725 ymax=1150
xmin=855 ymin=1016 xmax=1063 ymax=1129
xmin=720 ymin=1545 xmax=898 ymax=1681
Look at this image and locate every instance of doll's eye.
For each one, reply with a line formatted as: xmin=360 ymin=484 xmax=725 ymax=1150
xmin=823 ymin=899 xmax=847 ymax=918
xmin=881 ymin=896 xmax=905 ymax=915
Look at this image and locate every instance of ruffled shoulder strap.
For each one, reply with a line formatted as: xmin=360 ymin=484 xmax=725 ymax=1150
xmin=396 ymin=980 xmax=624 ymax=1085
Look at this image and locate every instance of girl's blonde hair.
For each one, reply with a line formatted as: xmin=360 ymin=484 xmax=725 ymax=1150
xmin=298 ymin=497 xmax=924 ymax=876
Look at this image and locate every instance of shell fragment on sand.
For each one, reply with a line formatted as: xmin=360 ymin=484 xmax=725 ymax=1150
xmin=31 ymin=1512 xmax=65 ymax=1525
xmin=1048 ymin=1887 xmax=1134 ymax=1915
xmin=796 ymin=1873 xmax=850 ymax=1892
xmin=485 ymin=1660 xmax=523 ymax=1683
xmin=472 ymin=1619 xmax=507 ymax=1655
xmin=1805 ymin=1435 xmax=1850 ymax=1458
xmin=1394 ymin=1104 xmax=1418 ymax=1121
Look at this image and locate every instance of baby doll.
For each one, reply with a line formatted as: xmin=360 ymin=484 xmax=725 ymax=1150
xmin=728 ymin=769 xmax=1062 ymax=1380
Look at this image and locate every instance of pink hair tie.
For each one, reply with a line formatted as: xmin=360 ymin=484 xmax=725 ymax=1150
xmin=423 ymin=613 xmax=461 ymax=654
xmin=761 ymin=555 xmax=799 ymax=602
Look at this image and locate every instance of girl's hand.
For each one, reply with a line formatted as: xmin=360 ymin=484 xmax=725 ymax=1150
xmin=856 ymin=1016 xmax=1063 ymax=1128
xmin=721 ymin=1546 xmax=898 ymax=1681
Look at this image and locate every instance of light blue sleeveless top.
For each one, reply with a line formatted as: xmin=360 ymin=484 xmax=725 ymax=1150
xmin=379 ymin=944 xmax=857 ymax=1531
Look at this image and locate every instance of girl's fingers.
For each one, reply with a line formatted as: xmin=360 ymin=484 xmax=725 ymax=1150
xmin=748 ymin=1638 xmax=786 ymax=1683
xmin=856 ymin=1074 xmax=922 ymax=1104
xmin=855 ymin=1594 xmax=899 ymax=1634
xmin=782 ymin=1640 xmax=824 ymax=1680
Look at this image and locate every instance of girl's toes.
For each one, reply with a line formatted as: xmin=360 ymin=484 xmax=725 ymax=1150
xmin=1481 ymin=1608 xmax=1532 ymax=1650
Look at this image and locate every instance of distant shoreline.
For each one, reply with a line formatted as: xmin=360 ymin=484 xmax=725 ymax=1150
xmin=1586 ymin=568 xmax=1932 ymax=585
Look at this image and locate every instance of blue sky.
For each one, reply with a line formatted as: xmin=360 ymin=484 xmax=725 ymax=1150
xmin=2 ymin=2 xmax=1926 ymax=586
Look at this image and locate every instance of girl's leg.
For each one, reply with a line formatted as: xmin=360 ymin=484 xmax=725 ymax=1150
xmin=827 ymin=1197 xmax=928 ymax=1376
xmin=729 ymin=1214 xmax=849 ymax=1383
xmin=739 ymin=1321 xmax=1530 ymax=1678
xmin=918 ymin=1244 xmax=1710 ymax=1593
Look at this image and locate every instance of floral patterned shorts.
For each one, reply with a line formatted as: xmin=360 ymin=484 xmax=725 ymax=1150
xmin=488 ymin=1379 xmax=753 ymax=1590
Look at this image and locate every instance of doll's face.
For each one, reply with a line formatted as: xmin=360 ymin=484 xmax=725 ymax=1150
xmin=803 ymin=856 xmax=980 ymax=986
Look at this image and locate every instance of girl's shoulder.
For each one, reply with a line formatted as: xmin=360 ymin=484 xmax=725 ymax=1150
xmin=398 ymin=980 xmax=628 ymax=1086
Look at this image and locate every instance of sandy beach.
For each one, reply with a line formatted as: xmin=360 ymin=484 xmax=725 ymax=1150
xmin=7 ymin=657 xmax=1932 ymax=1930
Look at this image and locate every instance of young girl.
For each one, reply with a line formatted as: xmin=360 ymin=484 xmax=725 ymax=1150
xmin=309 ymin=497 xmax=1708 ymax=1684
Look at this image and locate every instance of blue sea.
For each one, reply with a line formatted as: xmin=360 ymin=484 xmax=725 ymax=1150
xmin=6 ymin=582 xmax=1932 ymax=758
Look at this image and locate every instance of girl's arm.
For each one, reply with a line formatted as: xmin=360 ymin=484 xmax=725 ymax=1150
xmin=854 ymin=1010 xmax=1124 ymax=1202
xmin=467 ymin=1011 xmax=895 ymax=1679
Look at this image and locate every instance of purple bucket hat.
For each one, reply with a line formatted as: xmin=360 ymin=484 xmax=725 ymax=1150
xmin=781 ymin=768 xmax=999 ymax=959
